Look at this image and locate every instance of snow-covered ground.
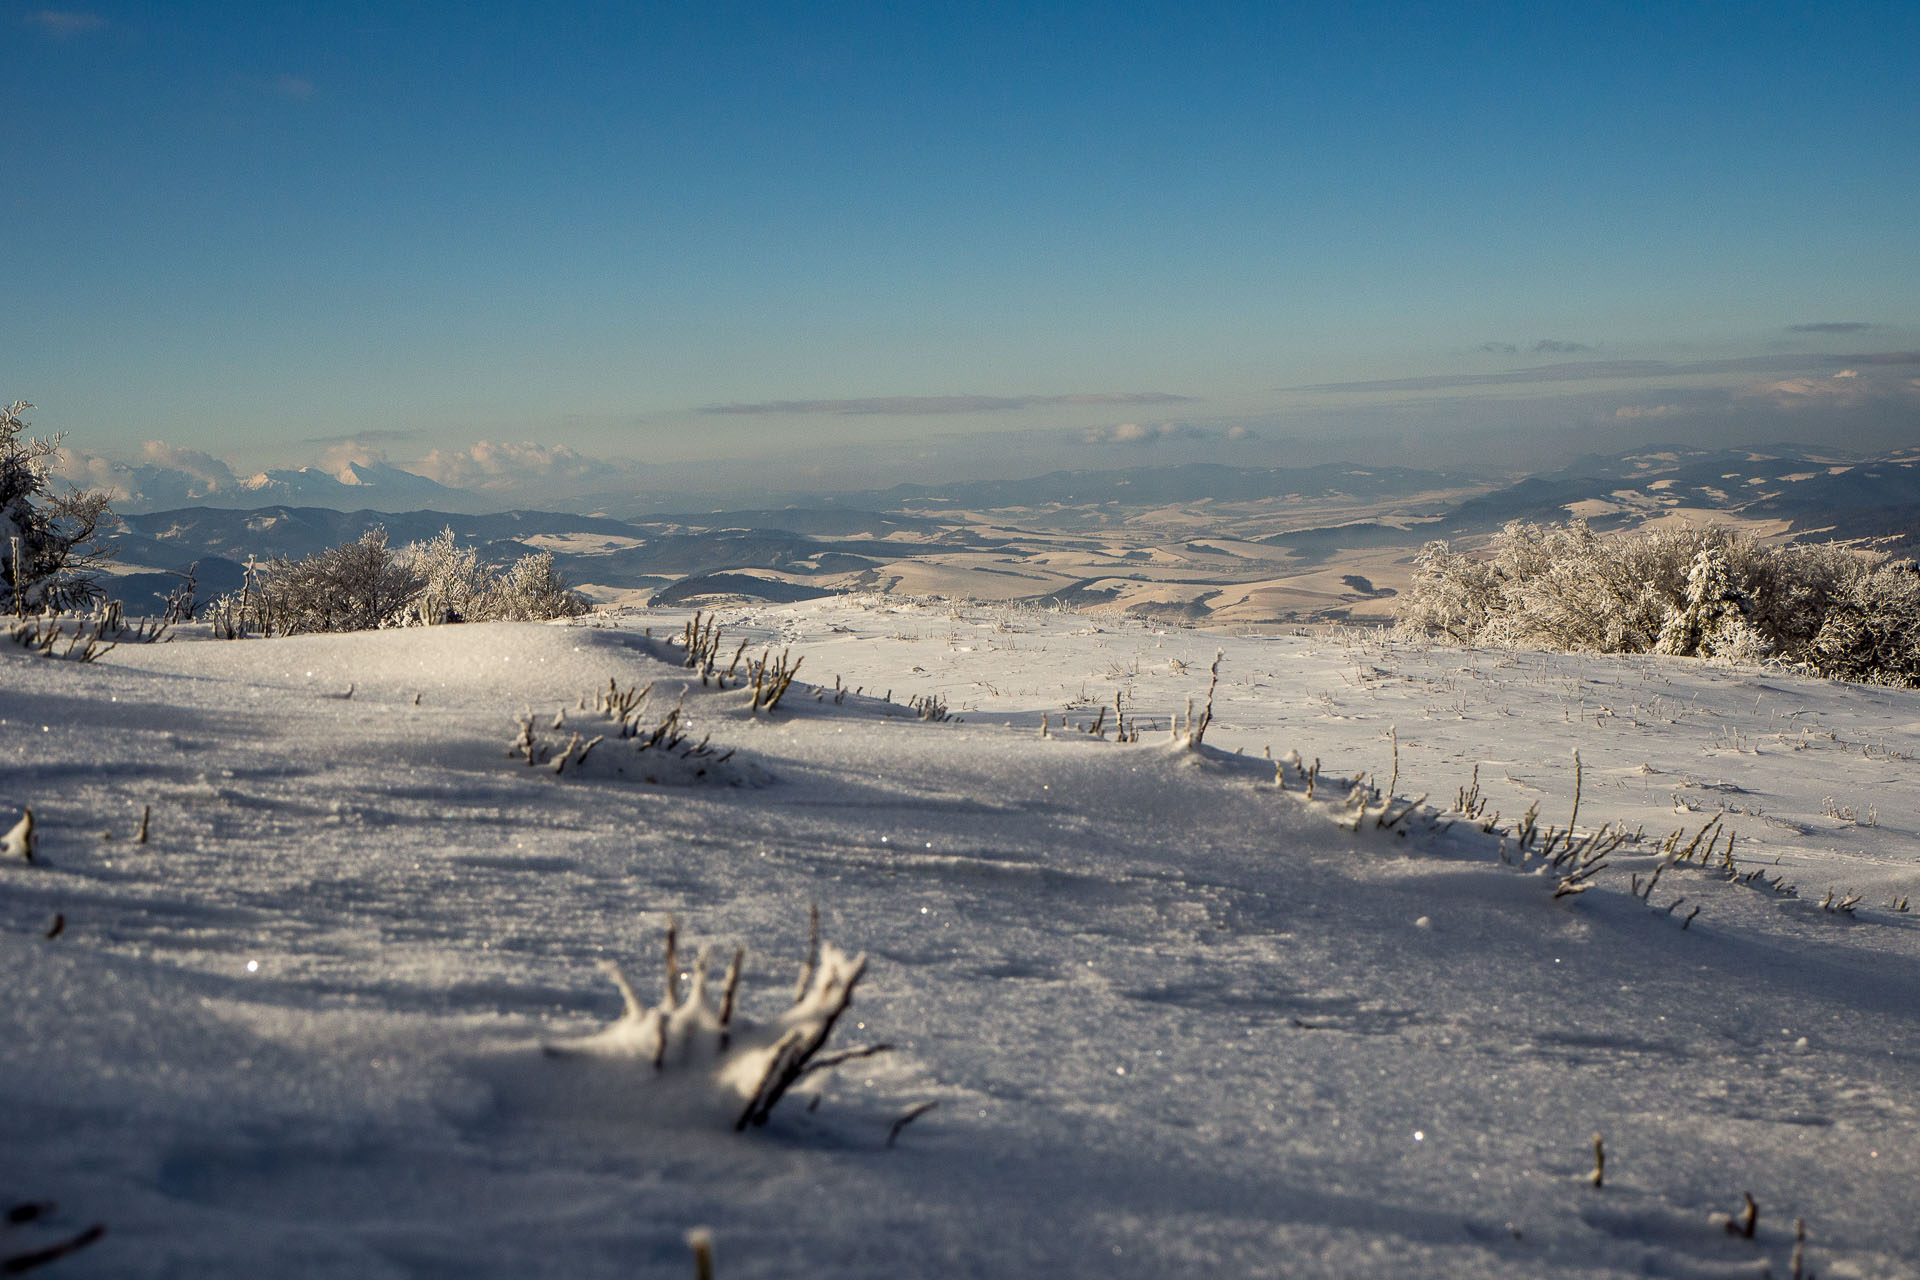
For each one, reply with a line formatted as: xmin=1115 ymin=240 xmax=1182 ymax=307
xmin=4 ymin=597 xmax=1917 ymax=1278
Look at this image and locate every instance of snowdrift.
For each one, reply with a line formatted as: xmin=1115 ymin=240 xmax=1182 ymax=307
xmin=2 ymin=603 xmax=1917 ymax=1278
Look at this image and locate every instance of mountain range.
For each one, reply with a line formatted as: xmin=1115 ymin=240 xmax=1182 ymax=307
xmin=92 ymin=444 xmax=1920 ymax=622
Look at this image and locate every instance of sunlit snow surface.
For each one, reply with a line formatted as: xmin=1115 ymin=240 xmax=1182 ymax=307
xmin=3 ymin=601 xmax=1918 ymax=1278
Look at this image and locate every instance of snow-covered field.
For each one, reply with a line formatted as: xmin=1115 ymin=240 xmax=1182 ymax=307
xmin=4 ymin=597 xmax=1917 ymax=1278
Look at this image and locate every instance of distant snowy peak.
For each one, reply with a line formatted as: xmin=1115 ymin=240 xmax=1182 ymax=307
xmin=237 ymin=463 xmax=467 ymax=510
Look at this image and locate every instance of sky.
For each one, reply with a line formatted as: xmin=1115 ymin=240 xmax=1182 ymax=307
xmin=6 ymin=1 xmax=1919 ymax=504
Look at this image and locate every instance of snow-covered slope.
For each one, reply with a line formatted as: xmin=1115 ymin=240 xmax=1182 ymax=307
xmin=3 ymin=603 xmax=1916 ymax=1278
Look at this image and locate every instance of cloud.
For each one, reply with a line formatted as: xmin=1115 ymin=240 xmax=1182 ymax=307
xmin=1788 ymin=321 xmax=1874 ymax=333
xmin=300 ymin=429 xmax=417 ymax=447
xmin=138 ymin=441 xmax=239 ymax=488
xmin=317 ymin=440 xmax=386 ymax=476
xmin=701 ymin=391 xmax=1195 ymax=416
xmin=1079 ymin=421 xmax=1211 ymax=446
xmin=50 ymin=448 xmax=135 ymax=502
xmin=274 ymin=74 xmax=316 ymax=100
xmin=410 ymin=440 xmax=621 ymax=492
xmin=1836 ymin=350 xmax=1920 ymax=365
xmin=24 ymin=10 xmax=104 ymax=37
xmin=1295 ymin=353 xmax=1857 ymax=395
xmin=1612 ymin=404 xmax=1686 ymax=420
xmin=1738 ymin=365 xmax=1920 ymax=410
xmin=1479 ymin=340 xmax=1592 ymax=356
xmin=1224 ymin=425 xmax=1257 ymax=441
xmin=48 ymin=440 xmax=240 ymax=508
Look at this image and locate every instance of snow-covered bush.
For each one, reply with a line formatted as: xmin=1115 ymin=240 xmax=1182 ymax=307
xmin=1 ymin=401 xmax=113 ymax=613
xmin=1395 ymin=540 xmax=1505 ymax=642
xmin=403 ymin=527 xmax=493 ymax=623
xmin=204 ymin=527 xmax=589 ymax=635
xmin=396 ymin=529 xmax=588 ymax=622
xmin=1655 ymin=545 xmax=1770 ymax=660
xmin=477 ymin=548 xmax=587 ymax=621
xmin=253 ymin=527 xmax=427 ymax=634
xmin=1808 ymin=559 xmax=1920 ymax=686
xmin=1396 ymin=519 xmax=1909 ymax=683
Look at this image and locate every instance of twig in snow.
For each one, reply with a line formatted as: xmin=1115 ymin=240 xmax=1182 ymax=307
xmin=797 ymin=1042 xmax=894 ymax=1078
xmin=1566 ymin=748 xmax=1582 ymax=849
xmin=3 ymin=1221 xmax=106 ymax=1273
xmin=663 ymin=915 xmax=682 ymax=1006
xmin=794 ymin=902 xmax=820 ymax=1003
xmin=718 ymin=947 xmax=743 ymax=1030
xmin=886 ymin=1100 xmax=938 ymax=1148
xmin=1725 ymin=1191 xmax=1758 ymax=1239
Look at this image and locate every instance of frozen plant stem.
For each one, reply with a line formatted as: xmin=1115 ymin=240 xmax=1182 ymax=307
xmin=1374 ymin=726 xmax=1402 ymax=828
xmin=1589 ymin=1133 xmax=1605 ymax=1187
xmin=1569 ymin=749 xmax=1582 ymax=832
xmin=4 ymin=807 xmax=34 ymax=863
xmin=664 ymin=915 xmax=681 ymax=1007
xmin=687 ymin=1228 xmax=714 ymax=1280
xmin=1727 ymin=1191 xmax=1757 ymax=1239
xmin=2 ymin=1222 xmax=106 ymax=1273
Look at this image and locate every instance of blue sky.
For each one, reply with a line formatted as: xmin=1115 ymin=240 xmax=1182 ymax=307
xmin=6 ymin=1 xmax=1917 ymax=499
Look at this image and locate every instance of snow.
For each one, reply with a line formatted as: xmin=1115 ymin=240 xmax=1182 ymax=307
xmin=3 ymin=599 xmax=1918 ymax=1277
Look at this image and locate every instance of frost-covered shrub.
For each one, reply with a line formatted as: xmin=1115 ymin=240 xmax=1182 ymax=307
xmin=1400 ymin=521 xmax=1708 ymax=651
xmin=399 ymin=529 xmax=587 ymax=624
xmin=1808 ymin=560 xmax=1920 ymax=686
xmin=479 ymin=548 xmax=588 ymax=621
xmin=403 ymin=527 xmax=493 ymax=623
xmin=1396 ymin=518 xmax=1912 ymax=683
xmin=205 ymin=527 xmax=590 ymax=635
xmin=251 ymin=527 xmax=426 ymax=634
xmin=1396 ymin=541 xmax=1503 ymax=643
xmin=1 ymin=401 xmax=113 ymax=613
xmin=1655 ymin=546 xmax=1769 ymax=660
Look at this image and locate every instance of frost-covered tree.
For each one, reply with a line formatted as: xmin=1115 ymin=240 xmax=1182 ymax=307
xmin=1 ymin=401 xmax=114 ymax=613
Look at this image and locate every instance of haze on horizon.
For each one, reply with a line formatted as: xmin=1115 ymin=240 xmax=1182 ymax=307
xmin=6 ymin=1 xmax=1917 ymax=510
